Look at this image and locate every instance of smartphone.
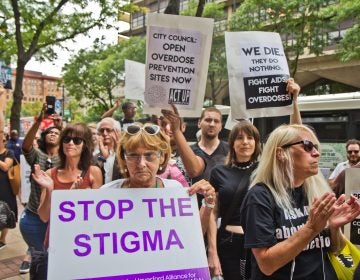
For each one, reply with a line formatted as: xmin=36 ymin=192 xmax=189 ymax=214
xmin=45 ymin=95 xmax=56 ymax=115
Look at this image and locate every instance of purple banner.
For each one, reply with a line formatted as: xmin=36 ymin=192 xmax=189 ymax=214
xmin=77 ymin=267 xmax=210 ymax=280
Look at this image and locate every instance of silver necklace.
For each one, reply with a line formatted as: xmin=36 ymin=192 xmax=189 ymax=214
xmin=232 ymin=161 xmax=255 ymax=170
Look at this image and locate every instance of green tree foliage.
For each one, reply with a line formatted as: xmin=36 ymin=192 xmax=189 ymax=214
xmin=322 ymin=0 xmax=360 ymax=61
xmin=62 ymin=36 xmax=146 ymax=120
xmin=229 ymin=0 xmax=334 ymax=76
xmin=181 ymin=1 xmax=227 ymax=105
xmin=0 ymin=0 xmax=120 ymax=131
xmin=4 ymin=100 xmax=42 ymax=118
xmin=181 ymin=1 xmax=225 ymax=21
xmin=208 ymin=34 xmax=228 ymax=105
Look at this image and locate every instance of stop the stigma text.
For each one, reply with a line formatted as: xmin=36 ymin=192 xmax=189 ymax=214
xmin=56 ymin=198 xmax=193 ymax=257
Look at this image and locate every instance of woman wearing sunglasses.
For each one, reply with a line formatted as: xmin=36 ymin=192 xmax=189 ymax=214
xmin=240 ymin=124 xmax=360 ymax=279
xmin=33 ymin=123 xmax=103 ymax=231
xmin=203 ymin=79 xmax=302 ymax=280
xmin=101 ymin=123 xmax=216 ymax=233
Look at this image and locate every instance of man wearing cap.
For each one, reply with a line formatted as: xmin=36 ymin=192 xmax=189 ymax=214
xmin=18 ymin=103 xmax=62 ymax=274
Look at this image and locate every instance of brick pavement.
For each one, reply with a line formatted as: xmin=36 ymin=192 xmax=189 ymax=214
xmin=0 ymin=201 xmax=29 ymax=280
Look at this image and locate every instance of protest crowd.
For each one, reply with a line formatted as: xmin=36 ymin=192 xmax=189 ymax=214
xmin=1 ymin=16 xmax=360 ymax=280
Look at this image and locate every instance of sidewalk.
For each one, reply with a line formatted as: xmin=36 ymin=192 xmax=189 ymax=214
xmin=0 ymin=202 xmax=29 ymax=280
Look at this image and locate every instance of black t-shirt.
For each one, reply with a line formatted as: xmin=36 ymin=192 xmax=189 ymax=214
xmin=190 ymin=140 xmax=228 ymax=183
xmin=210 ymin=163 xmax=257 ymax=227
xmin=240 ymin=184 xmax=337 ymax=280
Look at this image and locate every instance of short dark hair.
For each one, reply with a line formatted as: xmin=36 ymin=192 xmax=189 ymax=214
xmin=346 ymin=139 xmax=360 ymax=150
xmin=58 ymin=123 xmax=93 ymax=172
xmin=122 ymin=101 xmax=135 ymax=111
xmin=38 ymin=126 xmax=60 ymax=153
xmin=199 ymin=107 xmax=222 ymax=121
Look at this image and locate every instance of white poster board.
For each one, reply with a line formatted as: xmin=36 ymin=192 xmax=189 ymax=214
xmin=344 ymin=168 xmax=360 ymax=246
xmin=125 ymin=59 xmax=145 ymax=101
xmin=225 ymin=31 xmax=292 ymax=119
xmin=144 ymin=14 xmax=214 ymax=118
xmin=48 ymin=188 xmax=210 ymax=280
xmin=20 ymin=155 xmax=31 ymax=203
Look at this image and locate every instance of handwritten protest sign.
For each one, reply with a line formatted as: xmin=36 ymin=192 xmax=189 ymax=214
xmin=47 ymin=188 xmax=210 ymax=280
xmin=344 ymin=168 xmax=360 ymax=246
xmin=144 ymin=14 xmax=213 ymax=118
xmin=225 ymin=31 xmax=292 ymax=119
xmin=125 ymin=59 xmax=145 ymax=101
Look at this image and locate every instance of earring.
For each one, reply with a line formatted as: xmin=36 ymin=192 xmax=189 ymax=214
xmin=159 ymin=166 xmax=163 ymax=171
xmin=124 ymin=168 xmax=128 ymax=173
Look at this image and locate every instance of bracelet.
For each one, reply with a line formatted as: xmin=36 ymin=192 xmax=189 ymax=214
xmin=202 ymin=198 xmax=215 ymax=209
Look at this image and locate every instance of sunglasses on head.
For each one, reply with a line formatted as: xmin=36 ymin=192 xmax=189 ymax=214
xmin=347 ymin=150 xmax=359 ymax=155
xmin=62 ymin=136 xmax=84 ymax=145
xmin=124 ymin=124 xmax=160 ymax=136
xmin=282 ymin=140 xmax=319 ymax=153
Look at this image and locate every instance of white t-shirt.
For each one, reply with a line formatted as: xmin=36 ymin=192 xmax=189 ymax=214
xmin=101 ymin=177 xmax=183 ymax=189
xmin=103 ymin=151 xmax=115 ymax=184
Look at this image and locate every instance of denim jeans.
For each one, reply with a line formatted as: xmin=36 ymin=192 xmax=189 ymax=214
xmin=19 ymin=208 xmax=47 ymax=252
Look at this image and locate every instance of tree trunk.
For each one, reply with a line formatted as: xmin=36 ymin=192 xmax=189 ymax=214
xmin=164 ymin=0 xmax=180 ymax=15
xmin=195 ymin=0 xmax=205 ymax=17
xmin=10 ymin=60 xmax=25 ymax=132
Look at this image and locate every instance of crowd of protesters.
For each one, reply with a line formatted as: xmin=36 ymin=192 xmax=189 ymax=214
xmin=1 ymin=79 xmax=360 ymax=280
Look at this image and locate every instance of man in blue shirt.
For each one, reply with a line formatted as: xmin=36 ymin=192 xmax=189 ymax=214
xmin=6 ymin=129 xmax=23 ymax=162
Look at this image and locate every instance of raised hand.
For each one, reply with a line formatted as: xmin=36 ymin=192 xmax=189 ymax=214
xmin=329 ymin=194 xmax=360 ymax=229
xmin=32 ymin=164 xmax=54 ymax=191
xmin=286 ymin=78 xmax=301 ymax=100
xmin=161 ymin=104 xmax=181 ymax=133
xmin=305 ymin=192 xmax=336 ymax=234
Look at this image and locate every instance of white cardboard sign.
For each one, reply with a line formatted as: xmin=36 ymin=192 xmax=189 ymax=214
xmin=225 ymin=31 xmax=292 ymax=119
xmin=48 ymin=188 xmax=210 ymax=280
xmin=124 ymin=59 xmax=145 ymax=101
xmin=144 ymin=14 xmax=213 ymax=118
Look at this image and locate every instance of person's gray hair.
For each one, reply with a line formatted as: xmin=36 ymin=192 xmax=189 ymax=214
xmin=97 ymin=117 xmax=121 ymax=131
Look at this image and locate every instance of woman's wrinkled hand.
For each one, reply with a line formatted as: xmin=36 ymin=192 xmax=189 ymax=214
xmin=329 ymin=194 xmax=360 ymax=230
xmin=305 ymin=192 xmax=336 ymax=234
xmin=188 ymin=179 xmax=215 ymax=205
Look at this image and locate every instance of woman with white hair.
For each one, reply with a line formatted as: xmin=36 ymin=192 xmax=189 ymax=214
xmin=240 ymin=124 xmax=360 ymax=279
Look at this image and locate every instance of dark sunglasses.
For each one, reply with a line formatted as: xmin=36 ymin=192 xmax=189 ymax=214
xmin=347 ymin=150 xmax=359 ymax=155
xmin=62 ymin=136 xmax=83 ymax=145
xmin=125 ymin=124 xmax=160 ymax=136
xmin=282 ymin=140 xmax=319 ymax=153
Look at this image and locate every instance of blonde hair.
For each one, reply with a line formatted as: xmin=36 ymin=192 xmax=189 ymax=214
xmin=117 ymin=123 xmax=171 ymax=177
xmin=251 ymin=124 xmax=331 ymax=211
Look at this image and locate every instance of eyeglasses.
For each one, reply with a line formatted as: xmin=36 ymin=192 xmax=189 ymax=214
xmin=98 ymin=128 xmax=114 ymax=134
xmin=282 ymin=140 xmax=319 ymax=153
xmin=124 ymin=124 xmax=160 ymax=136
xmin=125 ymin=151 xmax=160 ymax=163
xmin=46 ymin=158 xmax=53 ymax=170
xmin=62 ymin=136 xmax=83 ymax=145
xmin=347 ymin=150 xmax=359 ymax=155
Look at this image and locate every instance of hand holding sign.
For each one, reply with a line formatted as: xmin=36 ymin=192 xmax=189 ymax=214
xmin=286 ymin=78 xmax=301 ymax=101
